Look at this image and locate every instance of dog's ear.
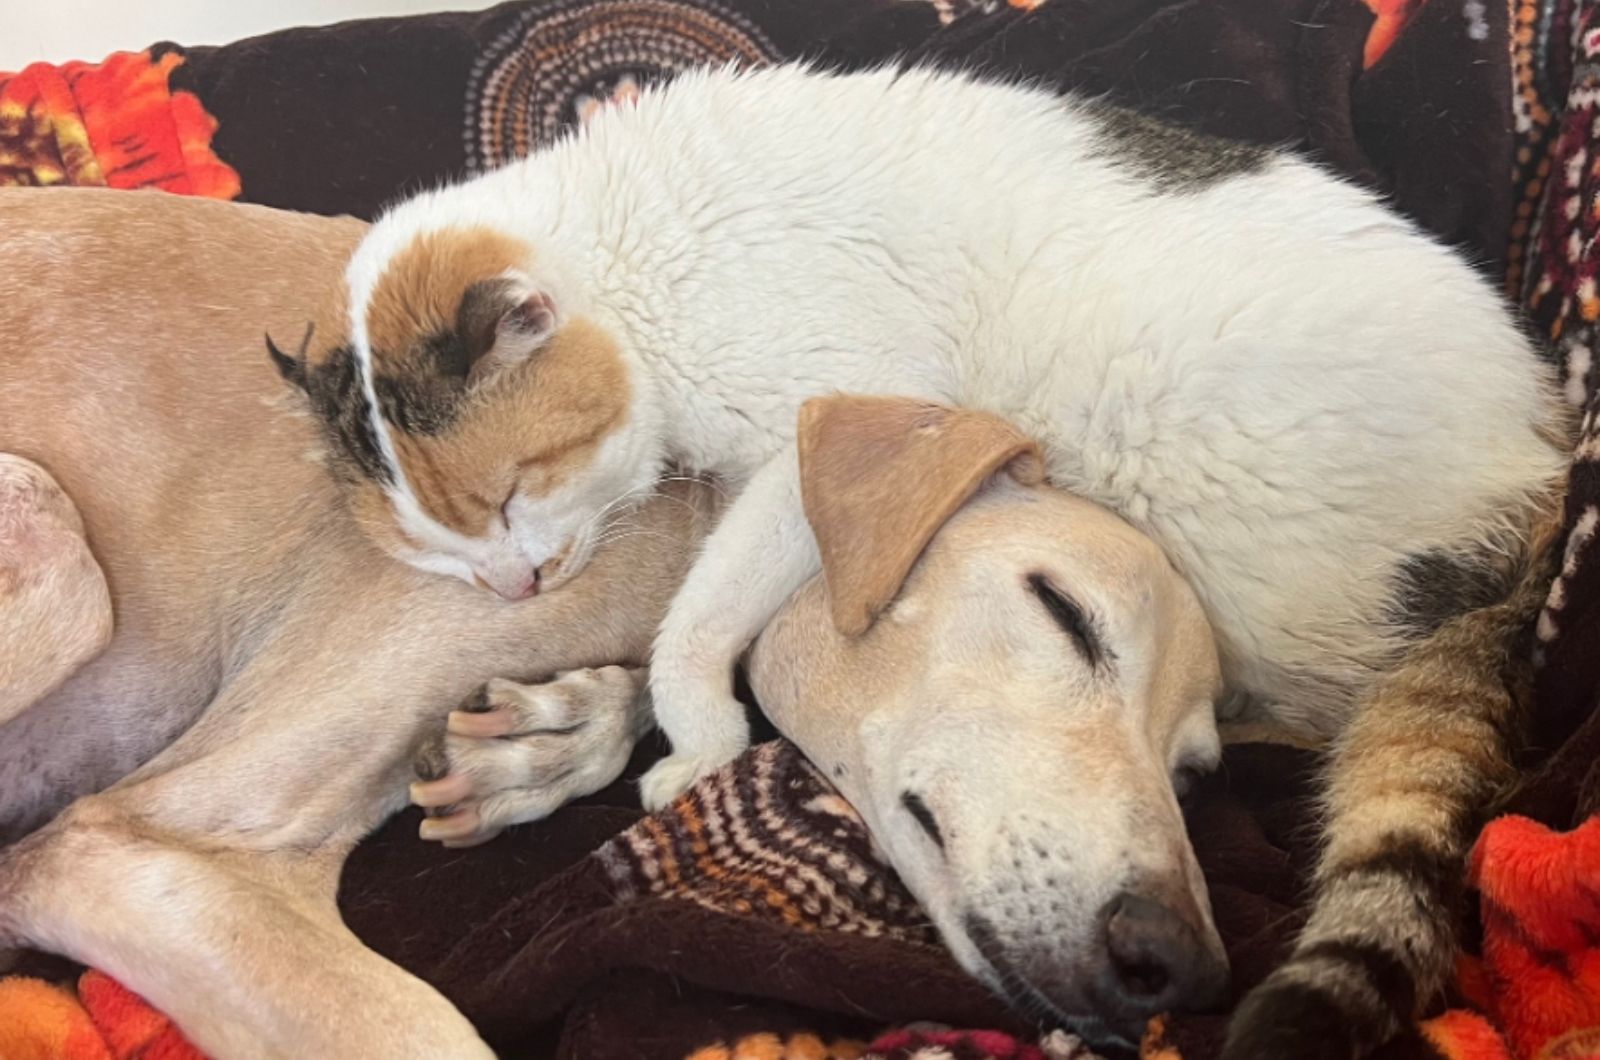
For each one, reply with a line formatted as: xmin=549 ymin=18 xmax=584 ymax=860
xmin=798 ymin=395 xmax=1044 ymax=636
xmin=457 ymin=277 xmax=558 ymax=386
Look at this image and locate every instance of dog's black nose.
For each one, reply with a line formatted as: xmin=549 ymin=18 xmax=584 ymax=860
xmin=1097 ymin=890 xmax=1229 ymax=1016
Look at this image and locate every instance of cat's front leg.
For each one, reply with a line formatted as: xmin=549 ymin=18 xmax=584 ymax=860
xmin=639 ymin=444 xmax=819 ymax=810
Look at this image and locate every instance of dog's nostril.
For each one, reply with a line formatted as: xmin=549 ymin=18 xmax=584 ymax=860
xmin=900 ymin=791 xmax=944 ymax=850
xmin=1113 ymin=951 xmax=1169 ymax=998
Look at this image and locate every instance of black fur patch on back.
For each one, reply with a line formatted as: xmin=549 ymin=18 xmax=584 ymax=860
xmin=301 ymin=345 xmax=394 ymax=485
xmin=1086 ymin=102 xmax=1270 ymax=191
xmin=1387 ymin=547 xmax=1510 ymax=638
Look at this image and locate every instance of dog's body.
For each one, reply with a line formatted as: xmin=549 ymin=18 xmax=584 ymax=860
xmin=323 ymin=64 xmax=1562 ymax=817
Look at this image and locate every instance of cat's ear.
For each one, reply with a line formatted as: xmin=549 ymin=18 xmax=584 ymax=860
xmin=265 ymin=324 xmax=313 ymax=393
xmin=457 ymin=276 xmax=558 ymax=386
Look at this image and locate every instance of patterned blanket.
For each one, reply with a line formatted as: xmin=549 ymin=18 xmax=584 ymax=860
xmin=4 ymin=0 xmax=1599 ymax=1057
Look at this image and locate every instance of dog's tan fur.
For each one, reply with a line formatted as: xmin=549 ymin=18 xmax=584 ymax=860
xmin=0 ymin=457 xmax=112 ymax=724
xmin=0 ymin=188 xmax=714 ymax=1057
xmin=754 ymin=424 xmax=1229 ymax=1041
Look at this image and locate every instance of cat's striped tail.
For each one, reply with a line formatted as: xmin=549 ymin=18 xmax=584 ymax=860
xmin=1220 ymin=501 xmax=1564 ymax=1059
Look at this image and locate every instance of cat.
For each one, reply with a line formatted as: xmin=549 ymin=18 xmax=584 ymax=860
xmin=272 ymin=63 xmax=1565 ymax=1056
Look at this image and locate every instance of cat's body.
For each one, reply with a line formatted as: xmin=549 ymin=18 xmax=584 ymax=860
xmin=328 ymin=63 xmax=1561 ymax=790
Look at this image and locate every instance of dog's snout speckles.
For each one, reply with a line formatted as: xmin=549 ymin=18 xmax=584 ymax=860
xmin=900 ymin=791 xmax=945 ymax=851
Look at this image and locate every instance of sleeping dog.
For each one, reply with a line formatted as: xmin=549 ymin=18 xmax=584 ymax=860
xmin=0 ymin=187 xmax=1228 ymax=1056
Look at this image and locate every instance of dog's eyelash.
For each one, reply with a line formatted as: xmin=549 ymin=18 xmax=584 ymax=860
xmin=1027 ymin=573 xmax=1107 ymax=668
xmin=901 ymin=791 xmax=945 ymax=851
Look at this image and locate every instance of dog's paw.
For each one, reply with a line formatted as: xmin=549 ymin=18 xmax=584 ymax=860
xmin=637 ymin=751 xmax=731 ymax=812
xmin=409 ymin=668 xmax=643 ymax=847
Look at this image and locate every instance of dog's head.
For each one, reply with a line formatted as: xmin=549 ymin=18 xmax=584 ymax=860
xmin=749 ymin=396 xmax=1228 ymax=1048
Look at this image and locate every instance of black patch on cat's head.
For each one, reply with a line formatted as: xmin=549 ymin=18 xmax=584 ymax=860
xmin=373 ymin=343 xmax=471 ymax=437
xmin=367 ymin=278 xmax=532 ymax=437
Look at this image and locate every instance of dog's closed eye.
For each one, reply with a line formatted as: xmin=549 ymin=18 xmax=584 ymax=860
xmin=901 ymin=791 xmax=945 ymax=851
xmin=1027 ymin=573 xmax=1106 ymax=667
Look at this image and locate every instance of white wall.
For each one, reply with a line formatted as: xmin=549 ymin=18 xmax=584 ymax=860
xmin=2 ymin=1 xmax=499 ymax=71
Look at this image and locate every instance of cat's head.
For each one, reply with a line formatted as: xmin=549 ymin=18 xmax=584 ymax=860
xmin=274 ymin=222 xmax=662 ymax=600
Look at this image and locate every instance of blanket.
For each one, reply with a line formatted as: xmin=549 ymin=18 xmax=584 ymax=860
xmin=3 ymin=0 xmax=1599 ymax=1057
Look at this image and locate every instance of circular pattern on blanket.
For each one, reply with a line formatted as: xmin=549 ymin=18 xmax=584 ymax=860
xmin=464 ymin=0 xmax=780 ymax=171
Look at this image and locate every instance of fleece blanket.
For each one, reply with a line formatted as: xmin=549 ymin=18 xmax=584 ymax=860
xmin=3 ymin=0 xmax=1598 ymax=1057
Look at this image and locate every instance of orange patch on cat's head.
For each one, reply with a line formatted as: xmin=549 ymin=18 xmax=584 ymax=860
xmin=363 ymin=225 xmax=533 ymax=371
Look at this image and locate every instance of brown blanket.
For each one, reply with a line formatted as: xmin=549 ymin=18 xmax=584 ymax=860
xmin=144 ymin=0 xmax=1515 ymax=261
xmin=7 ymin=0 xmax=1597 ymax=1057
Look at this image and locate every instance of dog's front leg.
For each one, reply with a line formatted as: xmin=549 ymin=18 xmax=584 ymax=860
xmin=640 ymin=445 xmax=819 ymax=809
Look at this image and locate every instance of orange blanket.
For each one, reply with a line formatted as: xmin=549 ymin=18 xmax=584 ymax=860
xmin=0 ymin=49 xmax=237 ymax=197
xmin=1421 ymin=816 xmax=1600 ymax=1060
xmin=0 ymin=972 xmax=202 ymax=1060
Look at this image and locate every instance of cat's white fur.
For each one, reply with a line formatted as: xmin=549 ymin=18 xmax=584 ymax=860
xmin=345 ymin=63 xmax=1563 ymax=808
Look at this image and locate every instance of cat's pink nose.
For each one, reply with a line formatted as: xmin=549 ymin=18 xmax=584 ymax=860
xmin=475 ymin=567 xmax=540 ymax=601
xmin=494 ymin=570 xmax=540 ymax=601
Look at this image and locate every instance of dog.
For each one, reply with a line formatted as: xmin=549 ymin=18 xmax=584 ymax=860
xmin=0 ymin=187 xmax=1248 ymax=1055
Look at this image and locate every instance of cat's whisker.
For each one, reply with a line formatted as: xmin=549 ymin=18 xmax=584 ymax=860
xmin=658 ymin=472 xmax=728 ymax=499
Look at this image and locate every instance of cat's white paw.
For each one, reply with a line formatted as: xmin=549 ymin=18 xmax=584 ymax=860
xmin=638 ymin=752 xmax=725 ymax=811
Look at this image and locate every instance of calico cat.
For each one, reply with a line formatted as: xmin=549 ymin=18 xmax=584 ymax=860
xmin=272 ymin=63 xmax=1565 ymax=1057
